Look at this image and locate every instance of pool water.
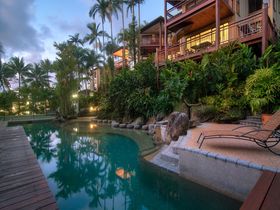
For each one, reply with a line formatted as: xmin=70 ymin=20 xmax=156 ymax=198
xmin=23 ymin=122 xmax=241 ymax=210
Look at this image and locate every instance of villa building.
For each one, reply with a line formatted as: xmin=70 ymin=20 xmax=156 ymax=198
xmin=113 ymin=47 xmax=130 ymax=70
xmin=140 ymin=0 xmax=279 ymax=65
xmin=140 ymin=16 xmax=165 ymax=60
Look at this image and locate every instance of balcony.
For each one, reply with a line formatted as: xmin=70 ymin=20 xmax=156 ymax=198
xmin=166 ymin=0 xmax=234 ymax=33
xmin=114 ymin=59 xmax=128 ymax=70
xmin=157 ymin=9 xmax=274 ymax=65
xmin=141 ymin=35 xmax=161 ymax=47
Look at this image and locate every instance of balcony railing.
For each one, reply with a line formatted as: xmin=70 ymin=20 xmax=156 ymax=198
xmin=141 ymin=35 xmax=161 ymax=46
xmin=157 ymin=10 xmax=266 ymax=64
xmin=167 ymin=0 xmax=233 ymax=22
xmin=114 ymin=59 xmax=128 ymax=69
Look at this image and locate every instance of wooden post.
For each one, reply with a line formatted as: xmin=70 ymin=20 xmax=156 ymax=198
xmin=164 ymin=0 xmax=168 ymax=60
xmin=262 ymin=3 xmax=268 ymax=54
xmin=159 ymin=20 xmax=163 ymax=50
xmin=215 ymin=0 xmax=220 ymax=49
xmin=156 ymin=48 xmax=160 ymax=90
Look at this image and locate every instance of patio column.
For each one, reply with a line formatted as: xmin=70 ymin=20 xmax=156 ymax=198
xmin=164 ymin=0 xmax=168 ymax=60
xmin=262 ymin=2 xmax=269 ymax=54
xmin=215 ymin=0 xmax=220 ymax=49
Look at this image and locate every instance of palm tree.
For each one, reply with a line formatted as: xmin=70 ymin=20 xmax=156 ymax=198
xmin=108 ymin=0 xmax=121 ymax=40
xmin=136 ymin=0 xmax=144 ymax=62
xmin=40 ymin=59 xmax=53 ymax=87
xmin=0 ymin=60 xmax=14 ymax=92
xmin=68 ymin=33 xmax=84 ymax=46
xmin=7 ymin=57 xmax=32 ymax=113
xmin=126 ymin=0 xmax=137 ymax=65
xmin=25 ymin=64 xmax=50 ymax=88
xmin=89 ymin=0 xmax=110 ymax=51
xmin=84 ymin=23 xmax=108 ymax=51
xmin=85 ymin=49 xmax=104 ymax=91
xmin=0 ymin=42 xmax=4 ymax=59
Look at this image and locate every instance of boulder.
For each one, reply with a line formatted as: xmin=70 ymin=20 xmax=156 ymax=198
xmin=142 ymin=125 xmax=148 ymax=130
xmin=127 ymin=124 xmax=134 ymax=129
xmin=148 ymin=124 xmax=156 ymax=135
xmin=119 ymin=124 xmax=127 ymax=128
xmin=153 ymin=125 xmax=163 ymax=145
xmin=169 ymin=112 xmax=189 ymax=141
xmin=111 ymin=121 xmax=119 ymax=128
xmin=132 ymin=117 xmax=144 ymax=125
xmin=134 ymin=124 xmax=141 ymax=129
xmin=156 ymin=112 xmax=165 ymax=122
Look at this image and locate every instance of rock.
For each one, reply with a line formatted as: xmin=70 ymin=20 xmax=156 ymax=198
xmin=169 ymin=113 xmax=189 ymax=141
xmin=132 ymin=117 xmax=144 ymax=125
xmin=142 ymin=125 xmax=148 ymax=130
xmin=153 ymin=125 xmax=163 ymax=145
xmin=119 ymin=124 xmax=127 ymax=128
xmin=107 ymin=120 xmax=112 ymax=123
xmin=156 ymin=120 xmax=168 ymax=125
xmin=156 ymin=113 xmax=165 ymax=122
xmin=111 ymin=121 xmax=119 ymax=128
xmin=148 ymin=124 xmax=156 ymax=135
xmin=127 ymin=124 xmax=134 ymax=129
xmin=134 ymin=124 xmax=141 ymax=129
xmin=97 ymin=119 xmax=102 ymax=123
xmin=91 ymin=118 xmax=97 ymax=122
xmin=102 ymin=120 xmax=108 ymax=123
xmin=146 ymin=117 xmax=156 ymax=125
xmin=168 ymin=112 xmax=180 ymax=129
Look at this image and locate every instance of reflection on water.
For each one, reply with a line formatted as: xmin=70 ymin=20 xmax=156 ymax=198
xmin=24 ymin=122 xmax=241 ymax=210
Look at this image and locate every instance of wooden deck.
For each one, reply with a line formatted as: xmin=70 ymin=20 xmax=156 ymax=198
xmin=0 ymin=126 xmax=58 ymax=210
xmin=240 ymin=171 xmax=280 ymax=210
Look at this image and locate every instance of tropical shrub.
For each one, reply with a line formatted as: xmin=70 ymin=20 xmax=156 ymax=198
xmin=245 ymin=68 xmax=280 ymax=114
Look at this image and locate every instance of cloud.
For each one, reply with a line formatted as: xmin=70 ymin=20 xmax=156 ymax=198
xmin=0 ymin=0 xmax=44 ymax=52
xmin=48 ymin=16 xmax=89 ymax=37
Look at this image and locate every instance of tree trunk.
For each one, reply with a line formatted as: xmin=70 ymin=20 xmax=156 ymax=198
xmin=110 ymin=14 xmax=113 ymax=41
xmin=138 ymin=2 xmax=141 ymax=62
xmin=122 ymin=2 xmax=126 ymax=69
xmin=18 ymin=73 xmax=21 ymax=115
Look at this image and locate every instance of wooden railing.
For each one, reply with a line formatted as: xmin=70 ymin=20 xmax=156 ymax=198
xmin=141 ymin=35 xmax=161 ymax=46
xmin=158 ymin=10 xmax=267 ymax=64
xmin=114 ymin=59 xmax=128 ymax=69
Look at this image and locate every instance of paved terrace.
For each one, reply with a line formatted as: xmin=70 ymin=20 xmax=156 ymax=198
xmin=0 ymin=126 xmax=57 ymax=210
xmin=185 ymin=123 xmax=280 ymax=168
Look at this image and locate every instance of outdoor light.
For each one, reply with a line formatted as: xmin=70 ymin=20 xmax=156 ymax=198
xmin=26 ymin=111 xmax=30 ymax=115
xmin=90 ymin=123 xmax=97 ymax=129
xmin=72 ymin=94 xmax=78 ymax=99
xmin=12 ymin=106 xmax=16 ymax=111
xmin=26 ymin=101 xmax=30 ymax=105
xmin=73 ymin=128 xmax=78 ymax=132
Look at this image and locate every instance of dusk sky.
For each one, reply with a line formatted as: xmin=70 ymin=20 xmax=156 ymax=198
xmin=0 ymin=0 xmax=163 ymax=63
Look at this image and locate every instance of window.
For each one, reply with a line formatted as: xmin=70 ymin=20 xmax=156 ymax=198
xmin=236 ymin=0 xmax=240 ymax=16
xmin=249 ymin=0 xmax=263 ymax=14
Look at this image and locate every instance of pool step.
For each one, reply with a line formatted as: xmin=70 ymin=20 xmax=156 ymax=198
xmin=150 ymin=146 xmax=179 ymax=174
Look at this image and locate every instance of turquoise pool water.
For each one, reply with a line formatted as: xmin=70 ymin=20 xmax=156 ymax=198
xmin=23 ymin=122 xmax=241 ymax=210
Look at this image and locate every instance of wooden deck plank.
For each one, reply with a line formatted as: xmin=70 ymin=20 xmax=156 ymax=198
xmin=0 ymin=126 xmax=57 ymax=210
xmin=240 ymin=171 xmax=276 ymax=210
xmin=260 ymin=173 xmax=280 ymax=210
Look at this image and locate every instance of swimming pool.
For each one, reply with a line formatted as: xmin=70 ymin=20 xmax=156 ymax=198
xmin=23 ymin=122 xmax=241 ymax=210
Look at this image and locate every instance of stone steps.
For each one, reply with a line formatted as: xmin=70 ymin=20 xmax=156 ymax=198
xmin=240 ymin=116 xmax=262 ymax=127
xmin=150 ymin=145 xmax=179 ymax=174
